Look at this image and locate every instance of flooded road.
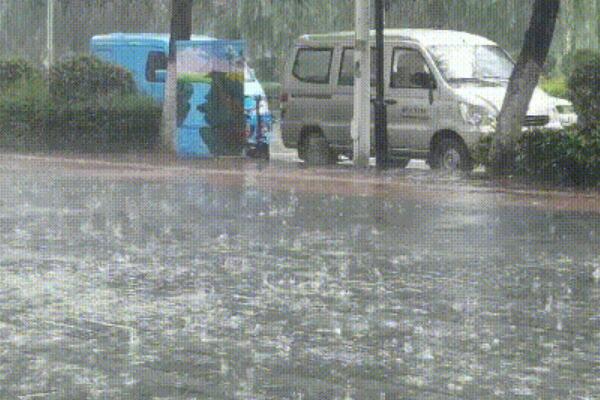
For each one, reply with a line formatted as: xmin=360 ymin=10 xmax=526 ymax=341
xmin=0 ymin=156 xmax=599 ymax=399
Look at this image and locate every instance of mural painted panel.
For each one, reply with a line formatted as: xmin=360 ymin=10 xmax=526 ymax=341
xmin=176 ymin=40 xmax=246 ymax=157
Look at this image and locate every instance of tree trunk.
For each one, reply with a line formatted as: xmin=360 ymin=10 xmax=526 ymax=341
xmin=490 ymin=0 xmax=560 ymax=174
xmin=160 ymin=0 xmax=193 ymax=153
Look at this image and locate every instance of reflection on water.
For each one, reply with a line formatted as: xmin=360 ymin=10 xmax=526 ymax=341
xmin=0 ymin=172 xmax=599 ymax=399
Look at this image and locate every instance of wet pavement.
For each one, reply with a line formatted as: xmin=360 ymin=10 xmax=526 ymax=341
xmin=0 ymin=153 xmax=599 ymax=399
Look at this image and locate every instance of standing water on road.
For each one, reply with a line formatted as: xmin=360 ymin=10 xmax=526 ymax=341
xmin=0 ymin=167 xmax=599 ymax=399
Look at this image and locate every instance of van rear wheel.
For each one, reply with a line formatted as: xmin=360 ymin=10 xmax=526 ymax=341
xmin=304 ymin=136 xmax=336 ymax=166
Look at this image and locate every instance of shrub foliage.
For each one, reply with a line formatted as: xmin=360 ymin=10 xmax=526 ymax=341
xmin=567 ymin=50 xmax=600 ymax=133
xmin=515 ymin=128 xmax=600 ymax=186
xmin=474 ymin=128 xmax=600 ymax=186
xmin=0 ymin=58 xmax=39 ymax=88
xmin=47 ymin=96 xmax=161 ymax=151
xmin=1 ymin=55 xmax=160 ymax=152
xmin=0 ymin=76 xmax=49 ymax=149
xmin=540 ymin=76 xmax=568 ymax=99
xmin=49 ymin=55 xmax=136 ymax=103
xmin=561 ymin=49 xmax=598 ymax=78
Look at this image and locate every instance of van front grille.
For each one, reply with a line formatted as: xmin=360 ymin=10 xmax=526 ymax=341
xmin=523 ymin=115 xmax=550 ymax=127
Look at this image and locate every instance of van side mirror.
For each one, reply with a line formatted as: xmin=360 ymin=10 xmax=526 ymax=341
xmin=154 ymin=69 xmax=167 ymax=83
xmin=411 ymin=72 xmax=435 ymax=89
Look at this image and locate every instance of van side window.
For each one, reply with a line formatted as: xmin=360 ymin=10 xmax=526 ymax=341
xmin=146 ymin=51 xmax=167 ymax=82
xmin=338 ymin=48 xmax=379 ymax=87
xmin=391 ymin=48 xmax=432 ymax=89
xmin=292 ymin=48 xmax=333 ymax=84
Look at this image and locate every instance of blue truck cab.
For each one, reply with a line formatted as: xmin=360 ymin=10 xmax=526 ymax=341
xmin=90 ymin=33 xmax=271 ymax=158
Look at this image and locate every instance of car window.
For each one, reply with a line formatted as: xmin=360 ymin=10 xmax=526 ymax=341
xmin=292 ymin=48 xmax=333 ymax=84
xmin=338 ymin=48 xmax=378 ymax=86
xmin=146 ymin=51 xmax=167 ymax=82
xmin=390 ymin=48 xmax=431 ymax=89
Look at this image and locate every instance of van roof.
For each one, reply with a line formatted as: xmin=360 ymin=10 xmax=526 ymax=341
xmin=298 ymin=29 xmax=497 ymax=47
xmin=91 ymin=33 xmax=215 ymax=47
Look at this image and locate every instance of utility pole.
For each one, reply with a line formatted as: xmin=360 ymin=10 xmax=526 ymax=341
xmin=352 ymin=0 xmax=371 ymax=167
xmin=46 ymin=0 xmax=54 ymax=68
xmin=160 ymin=0 xmax=193 ymax=153
xmin=374 ymin=0 xmax=388 ymax=169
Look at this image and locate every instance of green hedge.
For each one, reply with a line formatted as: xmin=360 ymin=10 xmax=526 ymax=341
xmin=0 ymin=56 xmax=161 ymax=152
xmin=47 ymin=95 xmax=161 ymax=151
xmin=49 ymin=55 xmax=136 ymax=103
xmin=515 ymin=128 xmax=600 ymax=186
xmin=568 ymin=50 xmax=600 ymax=133
xmin=473 ymin=128 xmax=600 ymax=186
xmin=0 ymin=58 xmax=39 ymax=89
xmin=0 ymin=77 xmax=49 ymax=149
xmin=540 ymin=76 xmax=568 ymax=99
xmin=561 ymin=49 xmax=598 ymax=78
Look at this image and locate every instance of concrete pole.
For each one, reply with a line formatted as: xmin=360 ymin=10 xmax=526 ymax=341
xmin=352 ymin=0 xmax=371 ymax=167
xmin=46 ymin=0 xmax=54 ymax=68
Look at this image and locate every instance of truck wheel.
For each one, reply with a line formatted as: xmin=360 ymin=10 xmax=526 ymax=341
xmin=304 ymin=136 xmax=335 ymax=166
xmin=246 ymin=144 xmax=269 ymax=160
xmin=432 ymin=138 xmax=473 ymax=172
xmin=255 ymin=143 xmax=270 ymax=160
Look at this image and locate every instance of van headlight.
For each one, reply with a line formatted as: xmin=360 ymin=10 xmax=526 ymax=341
xmin=555 ymin=104 xmax=577 ymax=126
xmin=459 ymin=102 xmax=496 ymax=127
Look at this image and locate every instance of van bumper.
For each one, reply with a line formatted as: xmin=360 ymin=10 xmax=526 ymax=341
xmin=459 ymin=125 xmax=494 ymax=148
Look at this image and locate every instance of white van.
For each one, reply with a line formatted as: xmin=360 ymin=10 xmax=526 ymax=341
xmin=280 ymin=29 xmax=577 ymax=170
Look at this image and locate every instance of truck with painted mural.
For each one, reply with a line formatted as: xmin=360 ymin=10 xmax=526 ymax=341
xmin=176 ymin=40 xmax=247 ymax=157
xmin=90 ymin=33 xmax=272 ymax=159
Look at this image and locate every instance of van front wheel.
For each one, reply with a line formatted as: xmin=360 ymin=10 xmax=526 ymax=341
xmin=431 ymin=138 xmax=473 ymax=172
xmin=304 ymin=136 xmax=336 ymax=166
xmin=388 ymin=158 xmax=411 ymax=168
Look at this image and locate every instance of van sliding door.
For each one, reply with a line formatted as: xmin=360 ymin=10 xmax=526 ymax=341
xmin=330 ymin=47 xmax=379 ymax=151
xmin=386 ymin=47 xmax=434 ymax=152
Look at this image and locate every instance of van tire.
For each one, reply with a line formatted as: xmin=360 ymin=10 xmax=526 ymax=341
xmin=304 ymin=136 xmax=335 ymax=166
xmin=388 ymin=158 xmax=411 ymax=168
xmin=431 ymin=138 xmax=473 ymax=172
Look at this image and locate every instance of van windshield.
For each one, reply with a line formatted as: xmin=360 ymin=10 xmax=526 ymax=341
xmin=427 ymin=45 xmax=514 ymax=86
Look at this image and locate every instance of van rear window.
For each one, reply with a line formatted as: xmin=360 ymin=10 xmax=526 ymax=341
xmin=292 ymin=48 xmax=333 ymax=84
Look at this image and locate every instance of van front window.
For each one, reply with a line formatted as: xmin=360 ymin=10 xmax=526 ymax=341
xmin=428 ymin=45 xmax=514 ymax=86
